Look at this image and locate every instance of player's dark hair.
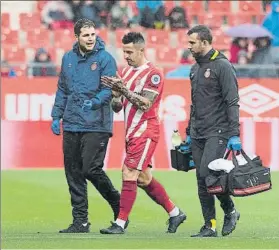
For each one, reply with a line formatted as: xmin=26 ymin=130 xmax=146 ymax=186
xmin=74 ymin=18 xmax=95 ymax=36
xmin=122 ymin=32 xmax=145 ymax=45
xmin=187 ymin=25 xmax=213 ymax=44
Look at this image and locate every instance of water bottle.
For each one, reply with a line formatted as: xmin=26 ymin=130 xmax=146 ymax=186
xmin=171 ymin=130 xmax=182 ymax=149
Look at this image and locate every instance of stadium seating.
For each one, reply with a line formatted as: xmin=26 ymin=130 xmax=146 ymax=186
xmin=146 ymin=29 xmax=170 ymax=47
xmin=211 ymin=29 xmax=231 ymax=50
xmin=180 ymin=1 xmax=204 ymax=15
xmin=19 ymin=13 xmax=42 ymax=31
xmin=199 ymin=13 xmax=226 ymax=29
xmin=1 ymin=30 xmax=19 ymax=48
xmin=156 ymin=47 xmax=180 ymax=64
xmin=25 ymin=28 xmax=51 ymax=49
xmin=53 ymin=29 xmax=76 ymax=51
xmin=114 ymin=29 xmax=130 ymax=47
xmin=238 ymin=0 xmax=263 ymax=14
xmin=96 ymin=29 xmax=108 ymax=44
xmin=164 ymin=1 xmax=176 ymax=15
xmin=207 ymin=1 xmax=232 ymax=14
xmin=3 ymin=47 xmax=26 ymax=63
xmin=0 ymin=0 xmax=272 ymax=73
xmin=1 ymin=12 xmax=10 ymax=29
xmin=176 ymin=29 xmax=189 ymax=46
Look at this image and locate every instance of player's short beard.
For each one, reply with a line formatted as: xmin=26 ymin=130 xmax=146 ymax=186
xmin=126 ymin=60 xmax=134 ymax=66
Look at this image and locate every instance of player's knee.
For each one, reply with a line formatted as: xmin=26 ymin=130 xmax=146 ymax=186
xmin=137 ymin=174 xmax=152 ymax=188
xmin=122 ymin=165 xmax=139 ymax=181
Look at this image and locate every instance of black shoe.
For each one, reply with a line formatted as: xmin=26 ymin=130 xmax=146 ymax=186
xmin=222 ymin=210 xmax=240 ymax=236
xmin=166 ymin=209 xmax=187 ymax=233
xmin=113 ymin=215 xmax=130 ymax=230
xmin=100 ymin=222 xmax=125 ymax=234
xmin=59 ymin=222 xmax=90 ymax=233
xmin=124 ymin=219 xmax=130 ymax=229
xmin=191 ymin=225 xmax=217 ymax=237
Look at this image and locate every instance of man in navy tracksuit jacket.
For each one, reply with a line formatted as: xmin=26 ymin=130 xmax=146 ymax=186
xmin=51 ymin=18 xmax=120 ymax=233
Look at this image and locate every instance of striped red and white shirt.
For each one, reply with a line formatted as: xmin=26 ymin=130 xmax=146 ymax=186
xmin=120 ymin=62 xmax=163 ymax=142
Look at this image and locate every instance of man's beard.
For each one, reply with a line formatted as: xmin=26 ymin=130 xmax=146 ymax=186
xmin=79 ymin=43 xmax=93 ymax=53
xmin=126 ymin=59 xmax=134 ymax=66
xmin=191 ymin=51 xmax=202 ymax=59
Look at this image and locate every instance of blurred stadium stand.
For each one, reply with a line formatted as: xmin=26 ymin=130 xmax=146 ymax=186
xmin=1 ymin=0 xmax=278 ymax=77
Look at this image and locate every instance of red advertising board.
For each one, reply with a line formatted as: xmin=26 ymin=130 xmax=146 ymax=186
xmin=1 ymin=77 xmax=279 ymax=171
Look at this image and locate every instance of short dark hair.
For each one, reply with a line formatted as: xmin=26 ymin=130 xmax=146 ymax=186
xmin=122 ymin=32 xmax=145 ymax=45
xmin=187 ymin=25 xmax=213 ymax=44
xmin=74 ymin=18 xmax=95 ymax=36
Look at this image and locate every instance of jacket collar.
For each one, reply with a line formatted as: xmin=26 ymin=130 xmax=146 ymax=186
xmin=195 ymin=49 xmax=219 ymax=64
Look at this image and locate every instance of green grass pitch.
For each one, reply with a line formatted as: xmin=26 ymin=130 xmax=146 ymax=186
xmin=1 ymin=169 xmax=279 ymax=249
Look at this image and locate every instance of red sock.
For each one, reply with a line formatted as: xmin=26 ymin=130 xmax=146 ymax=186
xmin=143 ymin=178 xmax=175 ymax=213
xmin=117 ymin=180 xmax=137 ymax=221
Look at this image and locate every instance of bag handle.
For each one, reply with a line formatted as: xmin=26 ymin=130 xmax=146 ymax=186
xmin=224 ymin=150 xmax=240 ymax=168
xmin=231 ymin=149 xmax=256 ymax=169
xmin=223 ymin=150 xmax=230 ymax=159
xmin=223 ymin=149 xmax=240 ymax=160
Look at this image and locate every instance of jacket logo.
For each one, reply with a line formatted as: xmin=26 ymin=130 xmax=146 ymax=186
xmin=91 ymin=62 xmax=97 ymax=71
xmin=68 ymin=63 xmax=72 ymax=68
xmin=204 ymin=68 xmax=211 ymax=78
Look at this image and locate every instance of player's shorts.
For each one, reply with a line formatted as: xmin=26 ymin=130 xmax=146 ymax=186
xmin=124 ymin=137 xmax=157 ymax=171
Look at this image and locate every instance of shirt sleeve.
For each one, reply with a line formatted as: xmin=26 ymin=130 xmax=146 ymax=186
xmin=93 ymin=53 xmax=117 ymax=108
xmin=142 ymin=69 xmax=164 ymax=95
xmin=219 ymin=60 xmax=240 ymax=137
xmin=51 ymin=54 xmax=68 ymax=120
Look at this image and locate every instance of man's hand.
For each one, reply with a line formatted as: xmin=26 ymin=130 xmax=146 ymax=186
xmin=112 ymin=90 xmax=122 ymax=98
xmin=82 ymin=98 xmax=102 ymax=111
xmin=51 ymin=119 xmax=60 ymax=135
xmin=227 ymin=136 xmax=242 ymax=151
xmin=82 ymin=100 xmax=93 ymax=111
xmin=101 ymin=72 xmax=125 ymax=93
xmin=185 ymin=135 xmax=192 ymax=146
xmin=181 ymin=135 xmax=192 ymax=151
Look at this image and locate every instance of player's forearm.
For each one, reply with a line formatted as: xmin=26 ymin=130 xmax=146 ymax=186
xmin=111 ymin=97 xmax=123 ymax=113
xmin=119 ymin=86 xmax=151 ymax=112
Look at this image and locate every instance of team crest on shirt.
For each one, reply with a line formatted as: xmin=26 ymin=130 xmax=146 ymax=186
xmin=204 ymin=68 xmax=211 ymax=78
xmin=91 ymin=62 xmax=97 ymax=71
xmin=151 ymin=74 xmax=161 ymax=85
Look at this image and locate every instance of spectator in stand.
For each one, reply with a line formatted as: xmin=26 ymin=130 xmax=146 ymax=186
xmin=30 ymin=48 xmax=57 ymax=77
xmin=235 ymin=50 xmax=251 ymax=78
xmin=41 ymin=0 xmax=74 ymax=29
xmin=263 ymin=0 xmax=272 ymax=11
xmin=249 ymin=37 xmax=278 ymax=78
xmin=168 ymin=6 xmax=189 ymax=31
xmin=136 ymin=0 xmax=166 ymax=29
xmin=1 ymin=60 xmax=16 ymax=78
xmin=229 ymin=37 xmax=248 ymax=64
xmin=69 ymin=0 xmax=82 ymax=23
xmin=79 ymin=0 xmax=103 ymax=28
xmin=262 ymin=0 xmax=279 ymax=47
xmin=165 ymin=49 xmax=194 ymax=78
xmin=109 ymin=1 xmax=134 ymax=30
